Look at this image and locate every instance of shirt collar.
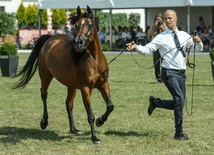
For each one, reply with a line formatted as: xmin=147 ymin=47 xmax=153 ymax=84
xmin=165 ymin=28 xmax=179 ymax=33
xmin=172 ymin=28 xmax=179 ymax=33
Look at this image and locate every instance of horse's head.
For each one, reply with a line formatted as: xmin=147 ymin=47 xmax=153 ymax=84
xmin=72 ymin=5 xmax=95 ymax=52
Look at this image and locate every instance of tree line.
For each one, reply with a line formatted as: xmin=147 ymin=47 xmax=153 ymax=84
xmin=0 ymin=2 xmax=140 ymax=37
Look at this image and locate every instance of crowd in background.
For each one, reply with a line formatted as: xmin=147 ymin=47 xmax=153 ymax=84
xmin=196 ymin=16 xmax=214 ymax=50
xmin=98 ymin=25 xmax=149 ymax=49
xmin=29 ymin=16 xmax=214 ymax=51
xmin=96 ymin=16 xmax=214 ymax=51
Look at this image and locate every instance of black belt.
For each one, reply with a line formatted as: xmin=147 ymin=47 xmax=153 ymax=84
xmin=163 ymin=68 xmax=185 ymax=73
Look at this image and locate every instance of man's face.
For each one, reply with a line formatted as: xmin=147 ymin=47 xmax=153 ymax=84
xmin=164 ymin=10 xmax=177 ymax=30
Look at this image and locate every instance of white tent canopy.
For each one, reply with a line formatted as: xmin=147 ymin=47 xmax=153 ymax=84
xmin=37 ymin=0 xmax=214 ymax=9
xmin=34 ymin=0 xmax=214 ymax=45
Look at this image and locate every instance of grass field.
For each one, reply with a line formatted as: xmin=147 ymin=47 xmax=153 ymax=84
xmin=0 ymin=52 xmax=214 ymax=155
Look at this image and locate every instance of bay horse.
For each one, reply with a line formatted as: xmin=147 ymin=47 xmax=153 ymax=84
xmin=14 ymin=6 xmax=114 ymax=144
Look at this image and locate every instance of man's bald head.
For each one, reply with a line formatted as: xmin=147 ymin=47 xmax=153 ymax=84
xmin=163 ymin=10 xmax=178 ymax=30
xmin=164 ymin=10 xmax=177 ymax=19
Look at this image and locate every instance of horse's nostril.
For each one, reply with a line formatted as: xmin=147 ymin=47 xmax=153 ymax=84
xmin=79 ymin=39 xmax=83 ymax=45
xmin=76 ymin=38 xmax=83 ymax=45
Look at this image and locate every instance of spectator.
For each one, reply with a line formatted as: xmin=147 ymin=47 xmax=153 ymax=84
xmin=198 ymin=16 xmax=206 ymax=32
xmin=117 ymin=25 xmax=123 ymax=36
xmin=207 ymin=25 xmax=212 ymax=35
xmin=52 ymin=29 xmax=58 ymax=35
xmin=195 ymin=26 xmax=202 ymax=35
xmin=122 ymin=26 xmax=132 ymax=45
xmin=210 ymin=26 xmax=214 ymax=48
xmin=147 ymin=13 xmax=167 ymax=83
xmin=145 ymin=25 xmax=150 ymax=36
xmin=98 ymin=27 xmax=106 ymax=45
xmin=107 ymin=26 xmax=117 ymax=35
xmin=135 ymin=28 xmax=147 ymax=45
xmin=63 ymin=26 xmax=71 ymax=36
xmin=200 ymin=27 xmax=211 ymax=50
xmin=129 ymin=26 xmax=136 ymax=43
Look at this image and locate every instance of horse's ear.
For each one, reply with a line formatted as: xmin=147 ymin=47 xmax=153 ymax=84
xmin=86 ymin=5 xmax=94 ymax=19
xmin=77 ymin=6 xmax=81 ymax=16
xmin=86 ymin=5 xmax=92 ymax=14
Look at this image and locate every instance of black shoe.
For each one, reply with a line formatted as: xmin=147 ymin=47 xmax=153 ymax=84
xmin=174 ymin=134 xmax=189 ymax=141
xmin=148 ymin=96 xmax=156 ymax=115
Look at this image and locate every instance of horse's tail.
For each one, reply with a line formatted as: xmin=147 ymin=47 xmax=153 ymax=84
xmin=14 ymin=34 xmax=52 ymax=89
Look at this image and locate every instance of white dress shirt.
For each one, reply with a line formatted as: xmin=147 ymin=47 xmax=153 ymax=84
xmin=136 ymin=28 xmax=203 ymax=70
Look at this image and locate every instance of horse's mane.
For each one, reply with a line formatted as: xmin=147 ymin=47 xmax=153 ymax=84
xmin=82 ymin=11 xmax=93 ymax=19
xmin=68 ymin=14 xmax=80 ymax=25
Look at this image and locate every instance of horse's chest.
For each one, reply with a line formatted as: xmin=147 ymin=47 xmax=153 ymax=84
xmin=72 ymin=62 xmax=103 ymax=87
xmin=75 ymin=67 xmax=99 ymax=82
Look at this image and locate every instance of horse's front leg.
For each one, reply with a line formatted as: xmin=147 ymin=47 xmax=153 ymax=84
xmin=96 ymin=82 xmax=114 ymax=127
xmin=81 ymin=87 xmax=101 ymax=144
xmin=66 ymin=88 xmax=83 ymax=135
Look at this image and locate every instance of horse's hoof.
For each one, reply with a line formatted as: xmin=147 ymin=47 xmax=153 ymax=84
xmin=92 ymin=137 xmax=101 ymax=145
xmin=74 ymin=130 xmax=84 ymax=136
xmin=93 ymin=140 xmax=101 ymax=145
xmin=96 ymin=117 xmax=104 ymax=127
xmin=71 ymin=129 xmax=84 ymax=136
xmin=40 ymin=119 xmax=48 ymax=129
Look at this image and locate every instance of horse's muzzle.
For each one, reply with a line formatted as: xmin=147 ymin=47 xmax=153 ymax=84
xmin=73 ymin=34 xmax=89 ymax=52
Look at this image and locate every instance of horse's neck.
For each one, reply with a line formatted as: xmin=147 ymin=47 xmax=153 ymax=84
xmin=87 ymin=29 xmax=102 ymax=59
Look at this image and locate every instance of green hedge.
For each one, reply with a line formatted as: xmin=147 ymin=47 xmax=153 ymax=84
xmin=0 ymin=42 xmax=17 ymax=55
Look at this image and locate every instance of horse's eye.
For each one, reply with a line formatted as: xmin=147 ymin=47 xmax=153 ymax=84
xmin=75 ymin=22 xmax=78 ymax=28
xmin=88 ymin=22 xmax=93 ymax=28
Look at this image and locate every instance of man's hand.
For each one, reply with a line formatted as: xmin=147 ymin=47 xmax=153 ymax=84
xmin=193 ymin=36 xmax=202 ymax=44
xmin=126 ymin=41 xmax=136 ymax=51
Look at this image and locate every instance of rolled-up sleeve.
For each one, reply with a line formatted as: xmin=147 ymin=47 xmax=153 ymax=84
xmin=195 ymin=42 xmax=203 ymax=52
xmin=186 ymin=41 xmax=203 ymax=52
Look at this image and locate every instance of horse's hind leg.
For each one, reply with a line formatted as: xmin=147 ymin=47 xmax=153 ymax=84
xmin=40 ymin=88 xmax=48 ymax=129
xmin=40 ymin=74 xmax=53 ymax=129
xmin=96 ymin=82 xmax=114 ymax=127
xmin=66 ymin=88 xmax=83 ymax=135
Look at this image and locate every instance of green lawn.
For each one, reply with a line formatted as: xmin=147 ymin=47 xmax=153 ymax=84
xmin=0 ymin=52 xmax=214 ymax=155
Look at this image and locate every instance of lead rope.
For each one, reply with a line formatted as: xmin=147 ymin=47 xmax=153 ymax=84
xmin=108 ymin=49 xmax=125 ymax=65
xmin=186 ymin=32 xmax=197 ymax=115
xmin=185 ymin=45 xmax=196 ymax=115
xmin=130 ymin=36 xmax=192 ymax=70
xmin=87 ymin=51 xmax=109 ymax=80
xmin=87 ymin=48 xmax=125 ymax=80
xmin=130 ymin=50 xmax=162 ymax=70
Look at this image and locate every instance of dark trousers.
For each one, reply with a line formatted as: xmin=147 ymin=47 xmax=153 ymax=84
xmin=153 ymin=50 xmax=162 ymax=82
xmin=154 ymin=68 xmax=186 ymax=135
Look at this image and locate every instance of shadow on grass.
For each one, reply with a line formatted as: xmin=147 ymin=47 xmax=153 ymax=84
xmin=104 ymin=130 xmax=149 ymax=137
xmin=186 ymin=83 xmax=214 ymax=86
xmin=142 ymin=80 xmax=214 ymax=86
xmin=0 ymin=126 xmax=72 ymax=144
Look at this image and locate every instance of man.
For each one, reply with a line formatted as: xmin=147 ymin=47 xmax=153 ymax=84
xmin=126 ymin=10 xmax=203 ymax=140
